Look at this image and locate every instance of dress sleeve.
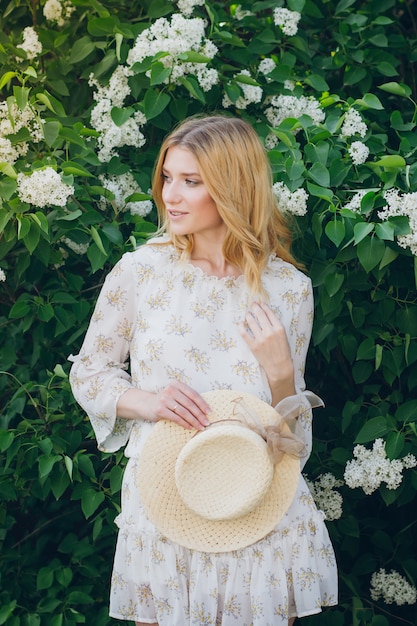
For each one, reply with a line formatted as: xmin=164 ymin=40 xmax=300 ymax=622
xmin=68 ymin=253 xmax=136 ymax=452
xmin=278 ymin=274 xmax=317 ymax=469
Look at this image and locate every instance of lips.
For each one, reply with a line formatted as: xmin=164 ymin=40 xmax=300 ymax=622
xmin=168 ymin=210 xmax=188 ymax=218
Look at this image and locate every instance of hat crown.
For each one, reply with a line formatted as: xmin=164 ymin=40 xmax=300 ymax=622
xmin=175 ymin=421 xmax=274 ymax=521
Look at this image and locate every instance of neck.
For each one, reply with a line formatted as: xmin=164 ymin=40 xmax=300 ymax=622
xmin=190 ymin=245 xmax=241 ymax=279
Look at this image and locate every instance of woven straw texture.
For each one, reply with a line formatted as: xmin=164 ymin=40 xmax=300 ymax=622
xmin=137 ymin=390 xmax=301 ymax=552
xmin=175 ymin=423 xmax=274 ymax=520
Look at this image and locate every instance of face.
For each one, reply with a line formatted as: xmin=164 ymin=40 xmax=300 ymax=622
xmin=161 ymin=146 xmax=226 ymax=241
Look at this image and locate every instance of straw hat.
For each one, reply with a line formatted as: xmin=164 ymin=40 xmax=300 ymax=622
xmin=137 ymin=389 xmax=305 ymax=552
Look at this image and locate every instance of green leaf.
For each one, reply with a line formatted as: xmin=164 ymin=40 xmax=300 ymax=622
xmin=324 ymin=272 xmax=344 ymax=297
xmin=143 ymin=89 xmax=171 ymax=120
xmin=36 ymin=92 xmax=66 ymax=116
xmin=304 ymin=74 xmax=329 ymax=91
xmin=0 ymin=71 xmax=17 ymax=90
xmin=38 ymin=454 xmax=60 ymax=479
xmin=13 ymin=85 xmax=30 ymax=110
xmin=325 ymin=219 xmax=345 ymax=246
xmin=375 ymin=221 xmax=395 ymax=241
xmin=87 ymin=242 xmax=108 ymax=272
xmin=43 ymin=120 xmax=61 ymax=147
xmin=150 ymin=62 xmax=172 ymax=86
xmin=357 ymin=237 xmax=385 ymax=272
xmin=68 ymin=37 xmax=95 ymax=64
xmin=306 ymin=181 xmax=333 ymax=202
xmin=353 ymin=222 xmax=374 ymax=244
xmin=378 ymin=82 xmax=411 ymax=98
xmin=17 ymin=216 xmax=31 ymax=240
xmin=234 ymin=74 xmax=260 ymax=86
xmin=379 ymin=245 xmax=398 ymax=269
xmin=0 ymin=162 xmax=17 ymax=178
xmin=61 ymin=161 xmax=93 ymax=177
xmin=354 ymin=417 xmax=390 ymax=444
xmin=308 ymin=162 xmax=330 ymax=187
xmin=37 ymin=566 xmax=55 ymax=590
xmin=178 ymin=75 xmax=205 ymax=103
xmin=0 ymin=601 xmax=17 ymax=625
xmin=90 ymin=225 xmax=107 ymax=255
xmin=64 ymin=455 xmax=73 ymax=480
xmin=59 ymin=126 xmax=88 ymax=147
xmin=9 ymin=298 xmax=32 ymax=319
xmin=81 ymin=488 xmax=105 ymax=518
xmin=0 ymin=430 xmax=14 ymax=452
xmin=110 ymin=106 xmax=135 ymax=126
xmin=0 ymin=177 xmax=17 ymax=199
xmin=372 ymin=155 xmax=406 ymax=168
xmin=385 ymin=431 xmax=405 ymax=459
xmin=178 ymin=52 xmax=211 ymax=63
xmin=23 ymin=221 xmax=41 ymax=254
xmin=357 ymin=337 xmax=375 ymax=360
xmin=354 ymin=93 xmax=384 ymax=110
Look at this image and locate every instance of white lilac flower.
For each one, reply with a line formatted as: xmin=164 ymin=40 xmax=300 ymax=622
xmin=89 ymin=95 xmax=147 ymax=162
xmin=378 ymin=189 xmax=417 ymax=256
xmin=17 ymin=168 xmax=74 ymax=207
xmin=61 ymin=238 xmax=89 ymax=255
xmin=176 ymin=0 xmax=205 ymax=17
xmin=98 ymin=173 xmax=153 ymax=217
xmin=272 ymin=181 xmax=309 ymax=216
xmin=370 ymin=569 xmax=417 ymax=606
xmin=258 ymin=58 xmax=276 ymax=77
xmin=43 ymin=0 xmax=75 ymax=26
xmin=126 ymin=14 xmax=219 ymax=92
xmin=304 ymin=473 xmax=343 ymax=521
xmin=284 ymin=79 xmax=295 ymax=91
xmin=348 ymin=141 xmax=369 ymax=165
xmin=273 ymin=8 xmax=301 ymax=36
xmin=264 ymin=94 xmax=325 ymax=128
xmin=0 ymin=101 xmax=44 ymax=145
xmin=265 ymin=133 xmax=279 ymax=150
xmin=341 ymin=108 xmax=367 ymax=138
xmin=222 ymin=70 xmax=263 ymax=110
xmin=0 ymin=137 xmax=20 ymax=164
xmin=0 ymin=269 xmax=6 ymax=282
xmin=342 ymin=190 xmax=368 ymax=213
xmin=16 ymin=26 xmax=42 ymax=60
xmin=234 ymin=5 xmax=254 ymax=19
xmin=344 ymin=438 xmax=417 ymax=495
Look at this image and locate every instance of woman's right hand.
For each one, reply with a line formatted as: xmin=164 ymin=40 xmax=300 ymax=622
xmin=117 ymin=381 xmax=211 ymax=430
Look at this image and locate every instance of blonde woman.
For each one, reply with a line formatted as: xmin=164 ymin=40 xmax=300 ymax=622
xmin=69 ymin=115 xmax=337 ymax=626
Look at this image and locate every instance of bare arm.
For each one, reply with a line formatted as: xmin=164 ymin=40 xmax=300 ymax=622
xmin=116 ymin=379 xmax=211 ymax=430
xmin=239 ymin=301 xmax=296 ymax=406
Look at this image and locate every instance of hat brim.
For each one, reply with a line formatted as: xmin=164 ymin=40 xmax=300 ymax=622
xmin=137 ymin=389 xmax=301 ymax=552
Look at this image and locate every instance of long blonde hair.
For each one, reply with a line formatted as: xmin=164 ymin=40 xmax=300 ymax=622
xmin=152 ymin=114 xmax=300 ymax=295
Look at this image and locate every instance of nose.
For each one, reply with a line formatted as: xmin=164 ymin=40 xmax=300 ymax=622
xmin=162 ymin=179 xmax=181 ymax=204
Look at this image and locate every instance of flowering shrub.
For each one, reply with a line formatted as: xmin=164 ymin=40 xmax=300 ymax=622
xmin=1 ymin=1 xmax=417 ymax=625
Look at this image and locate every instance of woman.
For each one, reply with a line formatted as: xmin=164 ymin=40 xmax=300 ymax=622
xmin=69 ymin=114 xmax=337 ymax=625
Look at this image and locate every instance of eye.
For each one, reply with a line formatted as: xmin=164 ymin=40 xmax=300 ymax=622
xmin=161 ymin=173 xmax=171 ymax=183
xmin=185 ymin=179 xmax=199 ymax=186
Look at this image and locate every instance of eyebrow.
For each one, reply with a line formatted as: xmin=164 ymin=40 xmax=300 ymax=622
xmin=162 ymin=167 xmax=201 ymax=177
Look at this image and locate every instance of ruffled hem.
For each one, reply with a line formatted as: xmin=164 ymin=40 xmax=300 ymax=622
xmin=109 ymin=512 xmax=338 ymax=625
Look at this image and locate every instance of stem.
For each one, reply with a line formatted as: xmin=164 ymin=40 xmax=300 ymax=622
xmin=0 ymin=371 xmax=46 ymax=424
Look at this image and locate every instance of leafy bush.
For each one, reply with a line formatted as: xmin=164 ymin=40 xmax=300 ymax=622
xmin=1 ymin=1 xmax=417 ymax=624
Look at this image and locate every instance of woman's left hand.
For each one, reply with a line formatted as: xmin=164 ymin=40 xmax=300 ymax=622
xmin=239 ymin=301 xmax=296 ymax=403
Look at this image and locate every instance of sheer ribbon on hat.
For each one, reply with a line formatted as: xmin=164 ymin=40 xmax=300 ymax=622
xmin=231 ymin=391 xmax=324 ymax=464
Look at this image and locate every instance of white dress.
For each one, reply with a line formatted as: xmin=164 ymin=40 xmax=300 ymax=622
xmin=69 ymin=240 xmax=338 ymax=625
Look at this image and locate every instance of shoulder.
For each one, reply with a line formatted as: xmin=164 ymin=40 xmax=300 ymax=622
xmin=265 ymin=255 xmax=312 ymax=291
xmin=117 ymin=237 xmax=177 ymax=271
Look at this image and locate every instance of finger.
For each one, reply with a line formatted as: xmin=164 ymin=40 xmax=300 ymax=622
xmin=249 ymin=302 xmax=281 ymax=329
xmin=163 ymin=382 xmax=211 ymax=429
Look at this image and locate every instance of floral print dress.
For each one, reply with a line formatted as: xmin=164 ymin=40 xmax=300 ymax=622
xmin=69 ymin=240 xmax=338 ymax=625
